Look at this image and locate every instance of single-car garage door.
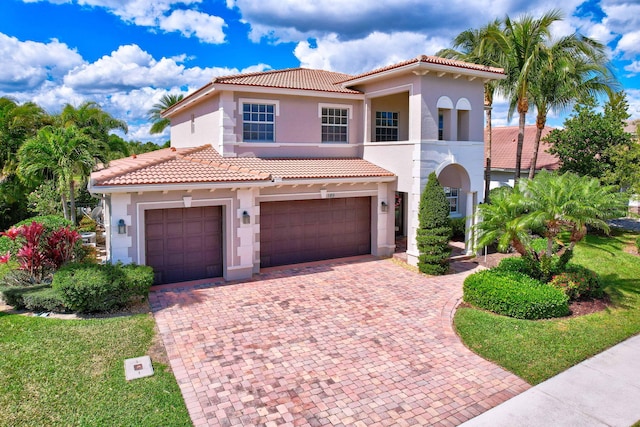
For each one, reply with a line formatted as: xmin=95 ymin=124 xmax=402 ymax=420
xmin=145 ymin=206 xmax=223 ymax=284
xmin=260 ymin=197 xmax=371 ymax=268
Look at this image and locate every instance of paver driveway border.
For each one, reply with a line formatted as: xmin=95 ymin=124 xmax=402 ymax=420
xmin=151 ymin=256 xmax=530 ymax=426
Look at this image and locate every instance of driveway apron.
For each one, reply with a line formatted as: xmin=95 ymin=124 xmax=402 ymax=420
xmin=151 ymin=257 xmax=529 ymax=426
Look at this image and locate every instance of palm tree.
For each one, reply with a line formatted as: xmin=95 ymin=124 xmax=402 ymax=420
xmin=488 ymin=10 xmax=563 ymax=184
xmin=527 ymin=35 xmax=616 ymax=179
xmin=437 ymin=19 xmax=503 ymax=202
xmin=148 ymin=93 xmax=184 ymax=135
xmin=17 ymin=125 xmax=96 ymax=223
xmin=523 ymin=171 xmax=627 ymax=255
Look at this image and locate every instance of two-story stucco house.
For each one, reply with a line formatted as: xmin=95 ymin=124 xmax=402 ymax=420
xmin=89 ymin=55 xmax=505 ymax=284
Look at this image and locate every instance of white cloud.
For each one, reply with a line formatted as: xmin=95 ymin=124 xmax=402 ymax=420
xmin=0 ymin=33 xmax=84 ymax=91
xmin=616 ymin=31 xmax=640 ymax=60
xmin=22 ymin=0 xmax=227 ymax=44
xmin=159 ymin=9 xmax=226 ymax=44
xmin=624 ymin=61 xmax=640 ymax=76
xmin=294 ymin=32 xmax=448 ymax=74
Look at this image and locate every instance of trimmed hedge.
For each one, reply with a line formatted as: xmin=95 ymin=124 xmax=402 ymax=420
xmin=494 ymin=256 xmax=533 ymax=276
xmin=548 ymin=264 xmax=604 ymax=300
xmin=0 ymin=285 xmax=67 ymax=312
xmin=52 ymin=263 xmax=153 ymax=313
xmin=463 ymin=269 xmax=569 ymax=320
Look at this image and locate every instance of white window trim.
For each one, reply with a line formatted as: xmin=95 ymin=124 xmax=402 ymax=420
xmin=318 ymin=103 xmax=353 ymax=119
xmin=238 ymin=98 xmax=280 ymax=116
xmin=319 ymin=103 xmax=352 ymax=144
xmin=444 ymin=187 xmax=459 ymax=214
xmin=239 ymin=98 xmax=280 ymax=143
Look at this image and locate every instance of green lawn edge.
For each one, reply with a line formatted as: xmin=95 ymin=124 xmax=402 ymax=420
xmin=454 ymin=231 xmax=640 ymax=385
xmin=0 ymin=312 xmax=191 ymax=427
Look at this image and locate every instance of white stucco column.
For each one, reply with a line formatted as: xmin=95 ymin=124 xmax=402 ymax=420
xmin=374 ymin=183 xmax=395 ymax=257
xmin=219 ymin=91 xmax=236 ymax=156
xmin=228 ymin=188 xmax=256 ymax=280
xmin=109 ymin=193 xmax=132 ymax=264
xmin=465 ymin=191 xmax=476 ymax=255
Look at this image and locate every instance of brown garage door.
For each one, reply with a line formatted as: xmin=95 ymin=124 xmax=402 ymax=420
xmin=145 ymin=206 xmax=222 ymax=284
xmin=260 ymin=197 xmax=371 ymax=268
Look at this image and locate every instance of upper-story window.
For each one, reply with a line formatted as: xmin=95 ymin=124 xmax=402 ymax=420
xmin=375 ymin=111 xmax=399 ymax=142
xmin=444 ymin=187 xmax=459 ymax=214
xmin=242 ymin=102 xmax=275 ymax=142
xmin=321 ymin=106 xmax=348 ymax=143
xmin=438 ymin=111 xmax=444 ymax=141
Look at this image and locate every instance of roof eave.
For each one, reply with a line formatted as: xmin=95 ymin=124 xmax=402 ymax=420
xmin=89 ymin=175 xmax=395 ymax=194
xmin=342 ymin=62 xmax=506 ymax=88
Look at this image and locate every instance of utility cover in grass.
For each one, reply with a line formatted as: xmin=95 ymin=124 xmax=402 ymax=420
xmin=124 ymin=355 xmax=154 ymax=381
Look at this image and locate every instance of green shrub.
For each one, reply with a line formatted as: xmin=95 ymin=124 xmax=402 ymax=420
xmin=417 ymin=172 xmax=451 ymax=275
xmin=449 ymin=217 xmax=466 ymax=241
xmin=53 ymin=263 xmax=153 ymax=313
xmin=78 ymin=217 xmax=97 ymax=232
xmin=548 ymin=264 xmax=604 ymax=300
xmin=0 ymin=284 xmax=66 ymax=312
xmin=0 ymin=261 xmax=18 ymax=282
xmin=636 ymin=235 xmax=640 ymax=253
xmin=463 ymin=269 xmax=570 ymax=320
xmin=531 ymin=238 xmax=561 ymax=255
xmin=494 ymin=256 xmax=534 ymax=275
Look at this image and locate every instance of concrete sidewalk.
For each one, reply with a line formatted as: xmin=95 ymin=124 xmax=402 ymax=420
xmin=461 ymin=334 xmax=640 ymax=427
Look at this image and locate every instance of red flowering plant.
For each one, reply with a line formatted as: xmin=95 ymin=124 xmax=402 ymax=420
xmin=0 ymin=221 xmax=80 ymax=284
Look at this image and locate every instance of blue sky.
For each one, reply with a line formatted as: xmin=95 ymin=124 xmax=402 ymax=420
xmin=1 ymin=0 xmax=639 ymax=144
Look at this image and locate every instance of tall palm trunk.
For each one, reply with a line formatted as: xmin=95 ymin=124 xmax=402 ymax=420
xmin=484 ymin=113 xmax=492 ymax=203
xmin=528 ymin=113 xmax=546 ymax=179
xmin=61 ymin=191 xmax=69 ymax=220
xmin=484 ymin=92 xmax=493 ymax=203
xmin=69 ymin=179 xmax=76 ymax=224
xmin=514 ymin=97 xmax=528 ymax=185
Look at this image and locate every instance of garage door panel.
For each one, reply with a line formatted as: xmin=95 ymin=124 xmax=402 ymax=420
xmin=145 ymin=206 xmax=222 ymax=285
xmin=260 ymin=197 xmax=371 ymax=268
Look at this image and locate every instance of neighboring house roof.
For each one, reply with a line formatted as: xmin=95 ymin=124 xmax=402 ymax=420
xmin=91 ymin=145 xmax=395 ymax=187
xmin=213 ymin=68 xmax=360 ymax=94
xmin=487 ymin=125 xmax=559 ymax=171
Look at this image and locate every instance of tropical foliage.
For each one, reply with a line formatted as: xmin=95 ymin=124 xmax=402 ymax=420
xmin=546 ymin=93 xmax=633 ymax=182
xmin=440 ymin=10 xmax=617 ymax=185
xmin=148 ymin=93 xmax=184 ymax=135
xmin=475 ymin=170 xmax=627 ymax=281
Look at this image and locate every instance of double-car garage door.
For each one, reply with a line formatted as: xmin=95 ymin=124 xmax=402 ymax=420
xmin=260 ymin=197 xmax=371 ymax=268
xmin=145 ymin=197 xmax=371 ymax=284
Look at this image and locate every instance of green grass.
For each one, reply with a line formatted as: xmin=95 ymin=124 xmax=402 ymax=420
xmin=0 ymin=312 xmax=191 ymax=427
xmin=455 ymin=231 xmax=640 ymax=385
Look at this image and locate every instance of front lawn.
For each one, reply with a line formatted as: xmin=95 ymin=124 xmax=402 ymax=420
xmin=455 ymin=231 xmax=640 ymax=385
xmin=0 ymin=312 xmax=191 ymax=427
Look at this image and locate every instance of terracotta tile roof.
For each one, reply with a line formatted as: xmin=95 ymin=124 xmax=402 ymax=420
xmin=341 ymin=55 xmax=505 ymax=83
xmin=487 ymin=125 xmax=559 ymax=171
xmin=91 ymin=145 xmax=394 ymax=187
xmin=213 ymin=68 xmax=361 ymax=94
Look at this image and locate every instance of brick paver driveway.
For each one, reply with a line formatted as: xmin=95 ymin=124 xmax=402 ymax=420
xmin=151 ymin=257 xmax=529 ymax=426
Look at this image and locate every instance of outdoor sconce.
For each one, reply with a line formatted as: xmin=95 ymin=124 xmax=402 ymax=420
xmin=380 ymin=201 xmax=389 ymax=213
xmin=183 ymin=195 xmax=192 ymax=208
xmin=117 ymin=219 xmax=126 ymax=234
xmin=242 ymin=211 xmax=250 ymax=224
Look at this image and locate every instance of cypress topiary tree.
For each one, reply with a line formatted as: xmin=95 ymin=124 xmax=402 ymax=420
xmin=417 ymin=172 xmax=452 ymax=275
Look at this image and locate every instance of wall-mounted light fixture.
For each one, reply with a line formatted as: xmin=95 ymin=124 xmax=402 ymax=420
xmin=183 ymin=195 xmax=192 ymax=208
xmin=380 ymin=201 xmax=389 ymax=213
xmin=242 ymin=211 xmax=250 ymax=225
xmin=117 ymin=219 xmax=126 ymax=234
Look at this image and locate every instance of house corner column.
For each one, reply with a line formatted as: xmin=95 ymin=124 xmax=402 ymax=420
xmin=219 ymin=91 xmax=237 ymax=157
xmin=227 ymin=188 xmax=256 ymax=281
xmin=110 ymin=193 xmax=133 ymax=264
xmin=373 ymin=183 xmax=395 ymax=257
